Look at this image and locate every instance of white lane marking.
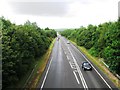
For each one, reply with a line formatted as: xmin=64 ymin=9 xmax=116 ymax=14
xmin=73 ymin=71 xmax=80 ymax=84
xmin=64 ymin=52 xmax=67 ymax=55
xmin=40 ymin=57 xmax=53 ymax=90
xmin=69 ymin=62 xmax=73 ymax=69
xmin=72 ymin=65 xmax=77 ymax=70
xmin=68 ymin=46 xmax=88 ymax=90
xmin=72 ymin=44 xmax=112 ymax=90
xmin=80 ymin=52 xmax=112 ymax=90
xmin=74 ymin=70 xmax=78 ymax=72
xmin=66 ymin=55 xmax=69 ymax=60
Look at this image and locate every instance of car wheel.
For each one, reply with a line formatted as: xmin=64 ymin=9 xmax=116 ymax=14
xmin=83 ymin=68 xmax=86 ymax=71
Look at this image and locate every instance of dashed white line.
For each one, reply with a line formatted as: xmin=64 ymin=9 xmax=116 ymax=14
xmin=74 ymin=70 xmax=78 ymax=72
xmin=64 ymin=51 xmax=66 ymax=55
xmin=66 ymin=55 xmax=69 ymax=60
xmin=73 ymin=71 xmax=80 ymax=84
xmin=72 ymin=44 xmax=112 ymax=90
xmin=40 ymin=57 xmax=53 ymax=90
xmin=68 ymin=46 xmax=88 ymax=89
xmin=69 ymin=62 xmax=73 ymax=69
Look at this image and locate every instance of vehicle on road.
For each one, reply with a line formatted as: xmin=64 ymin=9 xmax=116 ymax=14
xmin=81 ymin=61 xmax=92 ymax=71
xmin=57 ymin=37 xmax=60 ymax=41
xmin=67 ymin=41 xmax=70 ymax=44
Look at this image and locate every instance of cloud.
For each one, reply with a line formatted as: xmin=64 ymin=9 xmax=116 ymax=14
xmin=118 ymin=1 xmax=120 ymax=17
xmin=1 ymin=0 xmax=118 ymax=29
xmin=8 ymin=0 xmax=102 ymax=17
xmin=9 ymin=1 xmax=70 ymax=16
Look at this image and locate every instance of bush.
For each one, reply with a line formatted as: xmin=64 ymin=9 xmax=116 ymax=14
xmin=60 ymin=20 xmax=120 ymax=75
xmin=1 ymin=17 xmax=57 ymax=88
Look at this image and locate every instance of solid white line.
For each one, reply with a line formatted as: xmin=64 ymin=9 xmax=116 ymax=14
xmin=40 ymin=57 xmax=53 ymax=90
xmin=76 ymin=46 xmax=112 ymax=90
xmin=73 ymin=71 xmax=80 ymax=84
xmin=68 ymin=46 xmax=88 ymax=89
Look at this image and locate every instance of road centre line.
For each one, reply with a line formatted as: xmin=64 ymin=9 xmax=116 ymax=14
xmin=74 ymin=70 xmax=78 ymax=72
xmin=69 ymin=62 xmax=73 ymax=69
xmin=71 ymin=43 xmax=112 ymax=90
xmin=64 ymin=51 xmax=66 ymax=55
xmin=66 ymin=55 xmax=69 ymax=60
xmin=62 ymin=42 xmax=80 ymax=85
xmin=62 ymin=39 xmax=88 ymax=89
xmin=73 ymin=71 xmax=80 ymax=84
xmin=40 ymin=57 xmax=53 ymax=90
xmin=67 ymin=46 xmax=88 ymax=90
xmin=67 ymin=55 xmax=77 ymax=70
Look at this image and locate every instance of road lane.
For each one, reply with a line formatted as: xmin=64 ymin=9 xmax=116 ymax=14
xmin=61 ymin=37 xmax=117 ymax=89
xmin=38 ymin=37 xmax=117 ymax=89
xmin=38 ymin=38 xmax=82 ymax=89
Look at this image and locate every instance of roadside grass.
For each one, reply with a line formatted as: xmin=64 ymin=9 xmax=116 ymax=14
xmin=17 ymin=61 xmax=37 ymax=88
xmin=70 ymin=40 xmax=120 ymax=88
xmin=26 ymin=38 xmax=56 ymax=88
xmin=17 ymin=38 xmax=56 ymax=88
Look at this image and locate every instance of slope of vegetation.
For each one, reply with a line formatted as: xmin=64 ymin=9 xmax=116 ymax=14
xmin=60 ymin=19 xmax=120 ymax=76
xmin=0 ymin=17 xmax=57 ymax=88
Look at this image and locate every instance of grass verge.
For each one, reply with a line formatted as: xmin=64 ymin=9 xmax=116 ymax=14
xmin=70 ymin=40 xmax=120 ymax=88
xmin=21 ymin=38 xmax=56 ymax=88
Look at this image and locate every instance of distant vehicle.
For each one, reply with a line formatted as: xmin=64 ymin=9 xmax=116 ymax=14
xmin=81 ymin=61 xmax=92 ymax=71
xmin=57 ymin=37 xmax=60 ymax=41
xmin=67 ymin=41 xmax=70 ymax=44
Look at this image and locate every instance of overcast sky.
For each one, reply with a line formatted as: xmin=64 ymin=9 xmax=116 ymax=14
xmin=0 ymin=0 xmax=119 ymax=29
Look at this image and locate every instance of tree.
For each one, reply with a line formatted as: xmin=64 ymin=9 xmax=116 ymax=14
xmin=1 ymin=17 xmax=57 ymax=88
xmin=61 ymin=20 xmax=120 ymax=75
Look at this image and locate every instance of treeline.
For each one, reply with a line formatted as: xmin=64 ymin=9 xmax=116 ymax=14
xmin=60 ymin=19 xmax=120 ymax=75
xmin=0 ymin=17 xmax=57 ymax=88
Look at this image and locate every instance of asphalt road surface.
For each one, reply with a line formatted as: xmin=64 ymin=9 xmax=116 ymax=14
xmin=38 ymin=36 xmax=117 ymax=90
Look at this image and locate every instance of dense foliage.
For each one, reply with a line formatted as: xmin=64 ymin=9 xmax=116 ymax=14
xmin=0 ymin=17 xmax=57 ymax=88
xmin=60 ymin=20 xmax=120 ymax=75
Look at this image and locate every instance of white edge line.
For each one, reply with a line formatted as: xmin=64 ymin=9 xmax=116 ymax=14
xmin=40 ymin=57 xmax=53 ymax=90
xmin=78 ymin=49 xmax=112 ymax=90
xmin=73 ymin=71 xmax=80 ymax=84
xmin=71 ymin=43 xmax=112 ymax=89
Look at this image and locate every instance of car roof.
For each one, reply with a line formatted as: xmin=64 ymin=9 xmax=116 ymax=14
xmin=82 ymin=61 xmax=89 ymax=64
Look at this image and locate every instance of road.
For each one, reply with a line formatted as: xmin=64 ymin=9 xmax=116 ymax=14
xmin=38 ymin=36 xmax=117 ymax=89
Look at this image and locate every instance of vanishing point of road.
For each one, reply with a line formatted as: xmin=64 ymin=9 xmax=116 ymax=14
xmin=38 ymin=36 xmax=117 ymax=90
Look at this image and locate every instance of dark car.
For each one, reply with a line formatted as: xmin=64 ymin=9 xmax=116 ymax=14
xmin=81 ymin=61 xmax=92 ymax=71
xmin=57 ymin=37 xmax=60 ymax=41
xmin=67 ymin=41 xmax=70 ymax=44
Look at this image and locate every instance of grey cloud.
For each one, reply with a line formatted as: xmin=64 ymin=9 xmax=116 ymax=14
xmin=9 ymin=2 xmax=69 ymax=16
xmin=8 ymin=0 xmax=73 ymax=2
xmin=119 ymin=1 xmax=120 ymax=18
